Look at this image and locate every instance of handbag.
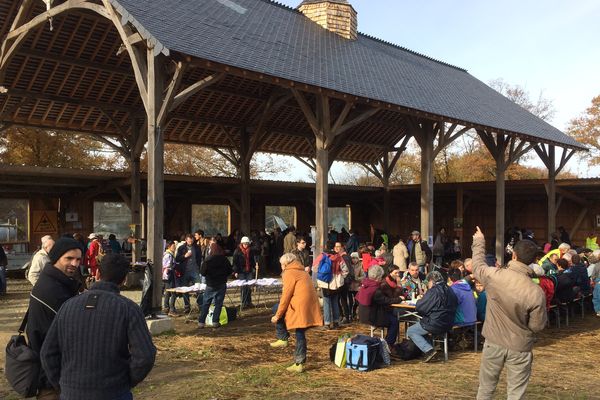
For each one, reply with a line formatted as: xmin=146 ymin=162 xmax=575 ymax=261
xmin=5 ymin=310 xmax=41 ymax=398
xmin=334 ymin=333 xmax=351 ymax=368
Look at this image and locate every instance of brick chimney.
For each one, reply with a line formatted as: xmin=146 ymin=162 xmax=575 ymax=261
xmin=298 ymin=0 xmax=357 ymax=40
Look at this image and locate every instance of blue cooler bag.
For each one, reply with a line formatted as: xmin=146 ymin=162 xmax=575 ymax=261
xmin=345 ymin=334 xmax=380 ymax=371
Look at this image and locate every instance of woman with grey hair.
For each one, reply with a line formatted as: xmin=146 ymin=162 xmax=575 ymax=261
xmin=356 ymin=265 xmax=404 ymax=346
xmin=407 ymin=270 xmax=458 ymax=362
xmin=270 ymin=252 xmax=322 ymax=372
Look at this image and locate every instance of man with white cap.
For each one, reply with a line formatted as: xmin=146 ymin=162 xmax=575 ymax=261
xmin=233 ymin=236 xmax=258 ymax=309
xmin=28 ymin=235 xmax=55 ymax=286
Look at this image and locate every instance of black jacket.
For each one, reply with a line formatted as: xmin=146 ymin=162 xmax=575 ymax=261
xmin=200 ymin=255 xmax=233 ymax=287
xmin=569 ymin=264 xmax=591 ymax=294
xmin=27 ymin=263 xmax=80 ymax=389
xmin=175 ymin=243 xmax=202 ymax=272
xmin=232 ymin=247 xmax=257 ymax=274
xmin=40 ymin=281 xmax=156 ymax=400
xmin=358 ymin=288 xmax=402 ymax=328
xmin=555 ymin=271 xmax=576 ymax=303
xmin=416 ymin=282 xmax=458 ymax=334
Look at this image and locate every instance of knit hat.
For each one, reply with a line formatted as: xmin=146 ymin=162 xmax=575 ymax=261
xmin=49 ymin=237 xmax=84 ymax=264
xmin=350 ymin=252 xmax=359 ymax=259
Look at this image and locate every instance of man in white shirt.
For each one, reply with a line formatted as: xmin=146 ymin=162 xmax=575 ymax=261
xmin=28 ymin=235 xmax=54 ymax=286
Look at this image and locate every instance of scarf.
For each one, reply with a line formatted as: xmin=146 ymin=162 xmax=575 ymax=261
xmin=240 ymin=244 xmax=251 ymax=272
xmin=385 ymin=276 xmax=397 ymax=288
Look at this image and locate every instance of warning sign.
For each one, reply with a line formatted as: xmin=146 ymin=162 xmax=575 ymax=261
xmin=32 ymin=211 xmax=58 ymax=234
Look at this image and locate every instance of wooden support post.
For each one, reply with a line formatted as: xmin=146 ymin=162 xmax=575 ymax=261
xmin=479 ymin=130 xmax=534 ymax=265
xmin=410 ymin=120 xmax=436 ymax=244
xmin=315 ymin=137 xmax=329 ymax=253
xmin=546 ymin=146 xmax=557 ymax=241
xmin=130 ymin=155 xmax=141 ymax=263
xmin=535 ymin=144 xmax=577 ymax=242
xmin=146 ymin=48 xmax=164 ymax=314
xmin=494 ymin=155 xmax=506 ymax=265
xmin=292 ymin=90 xmax=377 ymax=252
xmin=239 ymin=128 xmax=251 ymax=235
xmin=382 ymin=151 xmax=391 ymax=234
xmin=456 ymin=186 xmax=464 ymax=256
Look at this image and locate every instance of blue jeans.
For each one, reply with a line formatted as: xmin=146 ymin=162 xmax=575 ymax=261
xmin=323 ymin=292 xmax=340 ymax=325
xmin=272 ymin=303 xmax=307 ymax=364
xmin=238 ymin=271 xmax=253 ymax=307
xmin=407 ymin=321 xmax=433 ymax=353
xmin=294 ymin=328 xmax=307 ymax=364
xmin=199 ymin=284 xmax=227 ymax=324
xmin=176 ymin=269 xmax=199 ymax=309
xmin=113 ymin=391 xmax=133 ymax=400
xmin=0 ymin=266 xmax=6 ymax=295
xmin=272 ymin=303 xmax=290 ymax=340
xmin=162 ymin=280 xmax=176 ymax=312
xmin=593 ymin=278 xmax=600 ymax=313
xmin=385 ymin=311 xmax=399 ymax=346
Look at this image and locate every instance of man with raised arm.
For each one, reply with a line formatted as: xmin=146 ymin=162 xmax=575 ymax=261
xmin=469 ymin=227 xmax=547 ymax=400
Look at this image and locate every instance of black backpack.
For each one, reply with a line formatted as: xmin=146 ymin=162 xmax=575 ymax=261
xmin=393 ymin=338 xmax=423 ymax=361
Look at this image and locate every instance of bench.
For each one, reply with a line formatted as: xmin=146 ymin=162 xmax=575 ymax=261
xmin=432 ymin=321 xmax=482 ymax=362
xmin=547 ymin=304 xmax=560 ymax=328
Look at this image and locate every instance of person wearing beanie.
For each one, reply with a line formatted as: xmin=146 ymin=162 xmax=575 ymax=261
xmin=26 ymin=237 xmax=83 ymax=399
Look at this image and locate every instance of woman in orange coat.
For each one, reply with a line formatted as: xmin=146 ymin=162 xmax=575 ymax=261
xmin=270 ymin=253 xmax=322 ymax=373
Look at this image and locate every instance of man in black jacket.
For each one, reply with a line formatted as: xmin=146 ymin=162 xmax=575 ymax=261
xmin=27 ymin=237 xmax=83 ymax=399
xmin=175 ymin=234 xmax=202 ymax=312
xmin=198 ymin=243 xmax=233 ymax=328
xmin=407 ymin=270 xmax=457 ymax=362
xmin=41 ymin=253 xmax=156 ymax=400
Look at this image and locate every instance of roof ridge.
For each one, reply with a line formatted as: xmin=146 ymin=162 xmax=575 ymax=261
xmin=358 ymin=32 xmax=468 ymax=73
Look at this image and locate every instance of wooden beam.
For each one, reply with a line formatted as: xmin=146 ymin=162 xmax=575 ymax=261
xmin=331 ymin=101 xmax=354 ymax=134
xmin=214 ymin=148 xmax=239 ymax=167
xmin=170 ymin=72 xmax=226 ymax=111
xmin=248 ymin=91 xmax=292 ymax=157
xmin=570 ymin=207 xmax=589 ymax=241
xmin=434 ymin=125 xmax=471 ymax=157
xmin=1 ymin=88 xmax=135 ymax=113
xmin=294 ymin=156 xmax=316 ymax=172
xmin=79 ymin=178 xmax=130 ymax=199
xmin=555 ymin=187 xmax=590 ymax=207
xmin=102 ymin=0 xmax=149 ymax=112
xmin=557 ymin=148 xmax=576 ymax=175
xmin=115 ymin=186 xmax=131 ymax=205
xmin=291 ymin=88 xmax=319 ymax=134
xmin=15 ymin=48 xmax=131 ymax=76
xmin=333 ymin=107 xmax=379 ymax=138
xmin=83 ymin=132 xmax=129 ymax=158
xmin=157 ymin=61 xmax=185 ymax=126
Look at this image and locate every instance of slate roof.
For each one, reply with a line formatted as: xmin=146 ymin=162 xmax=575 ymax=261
xmin=111 ymin=0 xmax=583 ymax=149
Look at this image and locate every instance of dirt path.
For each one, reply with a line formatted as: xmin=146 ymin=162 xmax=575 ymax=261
xmin=1 ymin=278 xmax=599 ymax=399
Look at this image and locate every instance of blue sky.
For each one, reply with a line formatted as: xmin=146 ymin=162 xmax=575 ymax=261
xmin=268 ymin=0 xmax=600 ymax=178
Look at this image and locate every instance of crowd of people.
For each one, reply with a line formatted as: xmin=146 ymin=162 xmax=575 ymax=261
xmin=4 ymin=223 xmax=600 ymax=399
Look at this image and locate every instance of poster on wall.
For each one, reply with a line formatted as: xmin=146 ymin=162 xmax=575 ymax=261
xmin=65 ymin=212 xmax=78 ymax=222
xmin=32 ymin=211 xmax=58 ymax=234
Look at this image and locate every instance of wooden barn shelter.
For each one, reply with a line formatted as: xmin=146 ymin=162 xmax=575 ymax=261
xmin=0 ymin=0 xmax=585 ymax=311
